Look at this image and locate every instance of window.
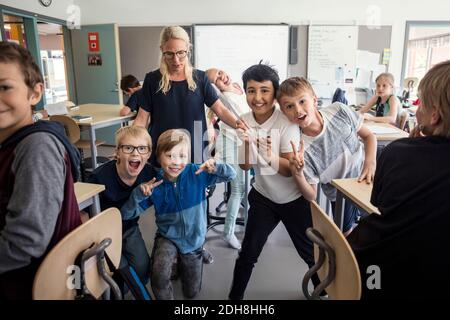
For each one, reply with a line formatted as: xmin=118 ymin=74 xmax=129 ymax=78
xmin=402 ymin=22 xmax=450 ymax=96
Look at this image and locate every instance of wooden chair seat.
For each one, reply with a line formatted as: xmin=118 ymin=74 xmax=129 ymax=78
xmin=32 ymin=208 xmax=122 ymax=300
xmin=302 ymin=201 xmax=361 ymax=300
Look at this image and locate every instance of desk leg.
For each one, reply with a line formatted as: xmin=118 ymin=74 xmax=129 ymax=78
xmin=334 ymin=191 xmax=345 ymax=231
xmin=89 ymin=126 xmax=98 ymax=169
xmin=90 ymin=195 xmax=101 ymax=218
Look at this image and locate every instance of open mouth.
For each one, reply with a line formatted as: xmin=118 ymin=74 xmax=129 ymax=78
xmin=128 ymin=160 xmax=141 ymax=170
xmin=297 ymin=114 xmax=307 ymax=121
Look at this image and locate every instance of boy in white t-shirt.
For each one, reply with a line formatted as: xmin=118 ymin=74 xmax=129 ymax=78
xmin=277 ymin=77 xmax=377 ymax=234
xmin=228 ymin=64 xmax=319 ymax=300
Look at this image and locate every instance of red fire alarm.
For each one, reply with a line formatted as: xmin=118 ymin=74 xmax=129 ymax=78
xmin=88 ymin=32 xmax=100 ymax=52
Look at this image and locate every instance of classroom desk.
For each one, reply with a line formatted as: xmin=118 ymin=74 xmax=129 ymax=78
xmin=69 ymin=104 xmax=136 ymax=168
xmin=364 ymin=121 xmax=409 ymax=147
xmin=331 ymin=178 xmax=380 ymax=231
xmin=75 ymin=182 xmax=105 ymax=217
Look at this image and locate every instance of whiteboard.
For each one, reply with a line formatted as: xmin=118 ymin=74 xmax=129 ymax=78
xmin=307 ymin=26 xmax=358 ymax=99
xmin=194 ymin=25 xmax=289 ymax=87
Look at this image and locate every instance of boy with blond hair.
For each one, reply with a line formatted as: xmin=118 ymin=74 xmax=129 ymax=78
xmin=278 ymin=77 xmax=377 ymax=234
xmin=88 ymin=125 xmax=156 ymax=286
xmin=121 ymin=129 xmax=236 ymax=299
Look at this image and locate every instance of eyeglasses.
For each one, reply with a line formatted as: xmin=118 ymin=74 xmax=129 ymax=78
xmin=119 ymin=145 xmax=150 ymax=154
xmin=162 ymin=50 xmax=188 ymax=59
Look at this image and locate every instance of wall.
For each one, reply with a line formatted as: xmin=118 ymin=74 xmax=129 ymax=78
xmin=119 ymin=26 xmax=163 ymax=81
xmin=119 ymin=24 xmax=390 ymax=82
xmin=3 ymin=0 xmax=449 ymax=86
xmin=0 ymin=0 xmax=76 ymax=21
xmin=76 ymin=0 xmax=450 ymax=87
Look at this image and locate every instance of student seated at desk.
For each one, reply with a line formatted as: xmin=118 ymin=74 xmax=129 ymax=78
xmin=119 ymin=74 xmax=142 ymax=116
xmin=358 ymin=73 xmax=401 ymax=126
xmin=347 ymin=60 xmax=450 ymax=299
xmin=277 ymin=77 xmax=377 ymax=235
xmin=0 ymin=42 xmax=81 ymax=300
xmin=88 ymin=126 xmax=156 ymax=288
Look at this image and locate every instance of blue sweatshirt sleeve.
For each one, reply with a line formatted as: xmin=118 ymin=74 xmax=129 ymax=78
xmin=120 ymin=185 xmax=153 ymax=220
xmin=204 ymin=162 xmax=236 ymax=186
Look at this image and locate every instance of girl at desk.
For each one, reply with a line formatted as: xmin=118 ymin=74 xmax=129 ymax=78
xmin=358 ymin=73 xmax=401 ymax=126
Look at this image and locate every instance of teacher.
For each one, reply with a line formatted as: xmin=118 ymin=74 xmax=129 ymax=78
xmin=133 ymin=26 xmax=243 ymax=165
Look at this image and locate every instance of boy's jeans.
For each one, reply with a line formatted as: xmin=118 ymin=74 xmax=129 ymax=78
xmin=150 ymin=236 xmax=203 ymax=300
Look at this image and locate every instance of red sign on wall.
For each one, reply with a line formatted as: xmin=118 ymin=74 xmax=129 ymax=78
xmin=88 ymin=32 xmax=100 ymax=52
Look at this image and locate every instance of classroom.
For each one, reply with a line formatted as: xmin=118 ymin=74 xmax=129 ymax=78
xmin=1 ymin=0 xmax=450 ymax=304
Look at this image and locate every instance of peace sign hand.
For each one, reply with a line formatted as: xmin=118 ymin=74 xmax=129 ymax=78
xmin=140 ymin=177 xmax=163 ymax=196
xmin=195 ymin=159 xmax=216 ymax=175
xmin=289 ymin=139 xmax=305 ymax=176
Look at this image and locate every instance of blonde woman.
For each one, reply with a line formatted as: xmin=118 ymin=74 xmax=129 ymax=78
xmin=133 ymin=26 xmax=244 ymax=166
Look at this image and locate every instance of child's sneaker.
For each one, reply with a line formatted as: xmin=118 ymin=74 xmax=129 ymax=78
xmin=202 ymin=248 xmax=214 ymax=264
xmin=222 ymin=234 xmax=241 ymax=250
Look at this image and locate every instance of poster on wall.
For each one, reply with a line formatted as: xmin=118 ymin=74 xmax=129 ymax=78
xmin=88 ymin=32 xmax=100 ymax=52
xmin=88 ymin=54 xmax=102 ymax=66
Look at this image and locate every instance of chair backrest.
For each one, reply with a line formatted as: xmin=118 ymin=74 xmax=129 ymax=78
xmin=32 ymin=208 xmax=122 ymax=300
xmin=397 ymin=110 xmax=409 ymax=131
xmin=50 ymin=115 xmax=81 ymax=144
xmin=307 ymin=201 xmax=361 ymax=300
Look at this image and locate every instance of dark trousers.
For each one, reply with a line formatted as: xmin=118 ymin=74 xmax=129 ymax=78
xmin=150 ymin=236 xmax=203 ymax=300
xmin=229 ymin=188 xmax=318 ymax=300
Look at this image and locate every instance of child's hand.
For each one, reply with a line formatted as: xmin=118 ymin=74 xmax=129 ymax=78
xmin=237 ymin=126 xmax=251 ymax=144
xmin=363 ymin=113 xmax=375 ymax=121
xmin=409 ymin=125 xmax=425 ymax=138
xmin=358 ymin=160 xmax=376 ymax=184
xmin=289 ymin=139 xmax=305 ymax=176
xmin=196 ymin=159 xmax=216 ymax=174
xmin=257 ymin=135 xmax=272 ymax=165
xmin=140 ymin=178 xmax=163 ymax=196
xmin=236 ymin=118 xmax=250 ymax=131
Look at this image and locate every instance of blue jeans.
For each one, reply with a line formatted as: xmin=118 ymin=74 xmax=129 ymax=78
xmin=216 ymin=132 xmax=246 ymax=236
xmin=330 ymin=200 xmax=361 ymax=233
xmin=120 ymin=224 xmax=150 ymax=284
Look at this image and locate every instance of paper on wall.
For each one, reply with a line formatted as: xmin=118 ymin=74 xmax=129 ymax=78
xmin=44 ymin=101 xmax=69 ymax=115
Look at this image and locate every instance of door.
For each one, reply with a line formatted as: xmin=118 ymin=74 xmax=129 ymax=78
xmin=71 ymin=24 xmax=123 ymax=145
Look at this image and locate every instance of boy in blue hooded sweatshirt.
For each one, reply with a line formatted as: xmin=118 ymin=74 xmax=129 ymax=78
xmin=121 ymin=129 xmax=236 ymax=299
